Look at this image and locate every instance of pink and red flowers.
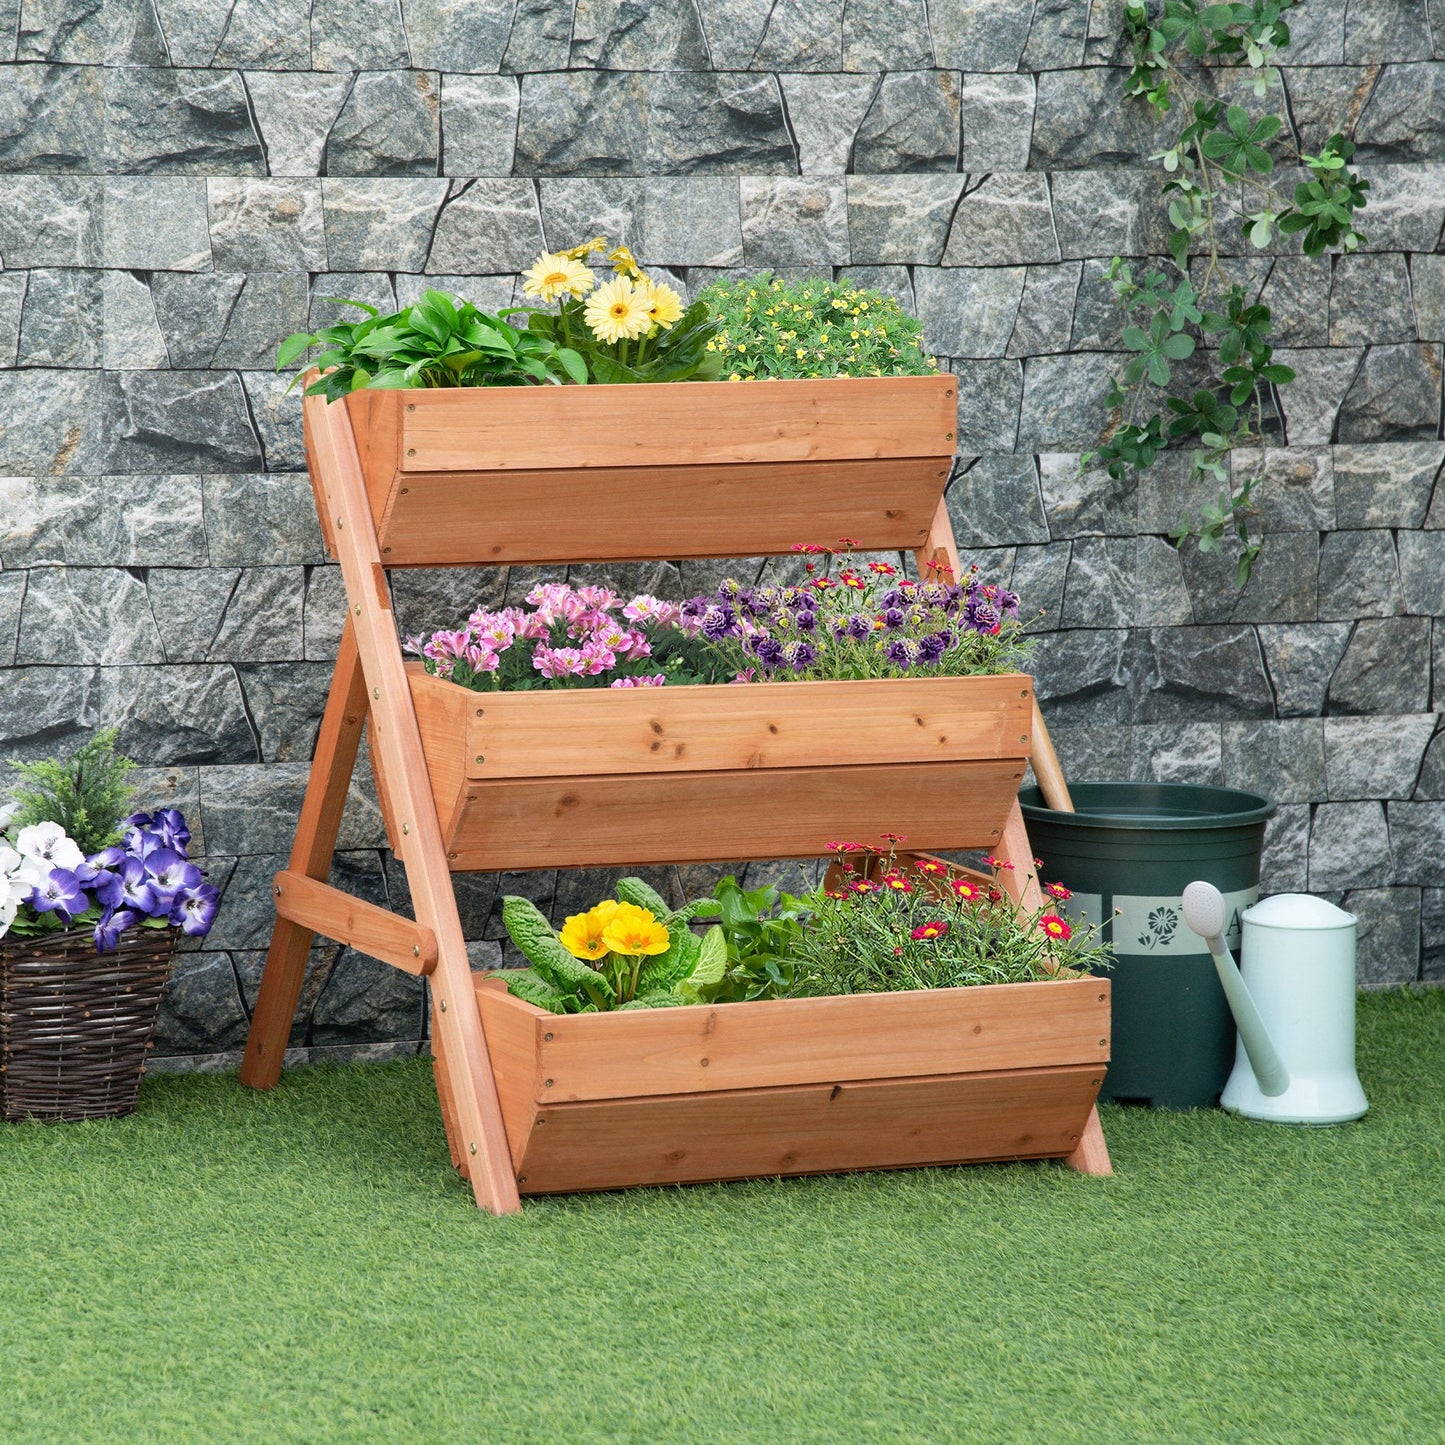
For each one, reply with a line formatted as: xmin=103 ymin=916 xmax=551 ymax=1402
xmin=950 ymin=878 xmax=982 ymax=902
xmin=1045 ymin=882 xmax=1073 ymax=901
xmin=911 ymin=920 xmax=949 ymax=940
xmin=1039 ymin=914 xmax=1072 ymax=941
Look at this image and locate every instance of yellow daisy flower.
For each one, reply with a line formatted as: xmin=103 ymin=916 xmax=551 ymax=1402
xmin=565 ymin=234 xmax=608 ymax=261
xmin=521 ymin=251 xmax=595 ymax=303
xmin=607 ymin=244 xmax=643 ymax=279
xmin=584 ymin=277 xmax=653 ymax=344
xmin=642 ymin=278 xmax=684 ymax=329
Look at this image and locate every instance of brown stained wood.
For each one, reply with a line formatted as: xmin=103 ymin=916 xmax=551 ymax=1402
xmin=474 ymin=975 xmax=1109 ymax=1103
xmin=996 ymin=798 xmax=1045 ymax=914
xmin=397 ymin=376 xmax=956 ymax=473
xmin=474 ymin=977 xmax=545 ymax=1172
xmin=1030 ymin=699 xmax=1076 ymax=814
xmin=409 ymin=667 xmax=468 ymax=836
xmin=442 ymin=759 xmax=1028 ymax=870
xmin=374 ymin=458 xmax=949 ymax=565
xmin=422 ymin=670 xmax=1033 ymax=780
xmin=272 ymin=870 xmax=437 ymax=976
xmin=1063 ymin=1103 xmax=1113 ymax=1176
xmin=914 ymin=493 xmax=964 ymax=585
xmin=513 ymin=1066 xmax=1103 ymax=1194
xmin=343 ymin=388 xmax=402 ymax=524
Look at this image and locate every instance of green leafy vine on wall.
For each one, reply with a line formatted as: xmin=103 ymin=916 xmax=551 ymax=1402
xmin=1086 ymin=0 xmax=1369 ymax=584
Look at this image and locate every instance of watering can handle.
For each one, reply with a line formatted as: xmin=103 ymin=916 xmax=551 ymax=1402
xmin=1031 ymin=700 xmax=1075 ymax=813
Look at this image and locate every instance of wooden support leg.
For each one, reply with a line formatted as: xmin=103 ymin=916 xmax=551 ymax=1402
xmin=1063 ymin=1105 xmax=1113 ymax=1176
xmin=240 ymin=620 xmax=368 ymax=1090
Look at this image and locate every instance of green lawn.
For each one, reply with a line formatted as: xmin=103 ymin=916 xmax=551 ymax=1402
xmin=2 ymin=988 xmax=1441 ymax=1444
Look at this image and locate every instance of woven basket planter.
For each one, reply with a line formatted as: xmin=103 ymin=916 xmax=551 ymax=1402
xmin=0 ymin=925 xmax=178 ymax=1122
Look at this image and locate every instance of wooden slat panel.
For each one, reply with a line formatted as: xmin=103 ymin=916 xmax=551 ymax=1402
xmin=374 ymin=457 xmax=949 ymax=564
xmin=475 ymin=977 xmax=544 ymax=1171
xmin=474 ymin=977 xmax=1109 ymax=1102
xmin=514 ymin=1066 xmax=1104 ymax=1193
xmin=398 ymin=376 xmax=956 ymax=473
xmin=437 ymin=672 xmax=1033 ymax=780
xmin=342 ymin=388 xmax=402 ymax=523
xmin=442 ymin=759 xmax=1028 ymax=869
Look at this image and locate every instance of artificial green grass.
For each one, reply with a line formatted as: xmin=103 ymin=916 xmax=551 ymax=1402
xmin=2 ymin=989 xmax=1441 ymax=1444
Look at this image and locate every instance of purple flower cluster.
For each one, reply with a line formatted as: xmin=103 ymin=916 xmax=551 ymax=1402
xmin=28 ymin=810 xmax=220 ymax=953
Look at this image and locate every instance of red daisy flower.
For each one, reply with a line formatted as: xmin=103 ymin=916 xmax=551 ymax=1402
xmin=1039 ymin=914 xmax=1072 ymax=941
xmin=1045 ymin=882 xmax=1073 ymax=901
xmin=915 ymin=859 xmax=947 ymax=876
xmin=881 ymin=872 xmax=913 ymax=893
xmin=950 ymin=879 xmax=981 ymax=901
xmin=867 ymin=561 xmax=898 ymax=576
xmin=848 ymin=879 xmax=877 ymax=894
xmin=911 ymin=920 xmax=950 ymax=940
xmin=987 ymin=886 xmax=1004 ymax=903
xmin=826 ymin=840 xmax=871 ymax=853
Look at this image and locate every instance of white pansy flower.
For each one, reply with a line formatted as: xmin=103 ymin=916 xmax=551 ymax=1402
xmin=0 ymin=799 xmax=19 ymax=830
xmin=0 ymin=895 xmax=16 ymax=939
xmin=14 ymin=821 xmax=85 ymax=873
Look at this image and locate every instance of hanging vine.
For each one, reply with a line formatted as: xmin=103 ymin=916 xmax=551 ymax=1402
xmin=1085 ymin=0 xmax=1370 ymax=584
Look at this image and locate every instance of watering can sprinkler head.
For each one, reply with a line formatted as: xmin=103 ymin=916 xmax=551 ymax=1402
xmin=1181 ymin=881 xmax=1290 ymax=1098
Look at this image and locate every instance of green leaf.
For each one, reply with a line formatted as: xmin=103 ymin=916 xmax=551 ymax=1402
xmin=1160 ymin=332 xmax=1196 ymax=360
xmin=276 ymin=332 xmax=315 ymax=369
xmin=504 ymin=969 xmax=569 ymax=1014
xmin=615 ymin=876 xmax=670 ymax=916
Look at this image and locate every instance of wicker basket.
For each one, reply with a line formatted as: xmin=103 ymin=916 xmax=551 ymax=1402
xmin=0 ymin=925 xmax=178 ymax=1122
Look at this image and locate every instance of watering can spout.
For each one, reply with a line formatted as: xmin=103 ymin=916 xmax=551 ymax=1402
xmin=1181 ymin=880 xmax=1290 ymax=1097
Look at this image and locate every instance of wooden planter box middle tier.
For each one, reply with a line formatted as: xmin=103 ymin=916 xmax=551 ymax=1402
xmin=338 ymin=375 xmax=958 ymax=566
xmin=387 ymin=669 xmax=1035 ymax=870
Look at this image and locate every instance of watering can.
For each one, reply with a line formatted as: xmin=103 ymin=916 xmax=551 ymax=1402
xmin=1181 ymin=883 xmax=1368 ymax=1125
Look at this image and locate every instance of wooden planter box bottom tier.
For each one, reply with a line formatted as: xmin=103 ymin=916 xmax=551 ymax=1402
xmin=472 ymin=974 xmax=1110 ymax=1195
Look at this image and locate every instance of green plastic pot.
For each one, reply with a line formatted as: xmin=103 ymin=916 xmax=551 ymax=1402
xmin=1020 ymin=782 xmax=1276 ymax=1110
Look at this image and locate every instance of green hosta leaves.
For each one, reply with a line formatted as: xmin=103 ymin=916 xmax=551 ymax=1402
xmin=1122 ymin=313 xmax=1196 ymax=386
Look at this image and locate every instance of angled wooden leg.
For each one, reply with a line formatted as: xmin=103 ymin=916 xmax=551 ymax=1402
xmin=1063 ymin=1105 xmax=1113 ymax=1176
xmin=993 ymin=798 xmax=1045 ymax=913
xmin=240 ymin=619 xmax=368 ymax=1090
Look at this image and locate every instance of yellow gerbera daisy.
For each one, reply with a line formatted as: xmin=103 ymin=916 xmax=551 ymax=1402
xmin=584 ymin=277 xmax=652 ymax=344
xmin=607 ymin=244 xmax=644 ymax=280
xmin=641 ymin=278 xmax=684 ymax=329
xmin=521 ymin=251 xmax=595 ymax=303
xmin=566 ymin=234 xmax=608 ymax=261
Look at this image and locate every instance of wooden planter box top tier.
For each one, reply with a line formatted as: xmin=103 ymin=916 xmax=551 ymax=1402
xmin=336 ymin=375 xmax=958 ymax=567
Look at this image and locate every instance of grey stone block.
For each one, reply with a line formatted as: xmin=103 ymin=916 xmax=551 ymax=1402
xmin=325 ymin=70 xmax=441 ymax=177
xmin=150 ymin=274 xmax=245 ymax=369
xmin=234 ymin=663 xmax=331 ymax=763
xmin=571 ymin=0 xmax=711 ymax=68
xmin=0 ymin=177 xmax=101 ymax=267
xmin=946 ymin=455 xmax=1048 ymax=548
xmin=308 ymin=273 xmax=399 ymax=330
xmin=914 ymin=265 xmax=1024 ymax=359
xmin=1030 ymin=67 xmax=1158 ymax=167
xmin=103 ymin=177 xmax=211 ymax=270
xmin=440 ymin=75 xmax=519 ymax=176
xmin=231 ymin=944 xmax=338 ymax=1045
xmin=1130 ymin=625 xmax=1273 ymax=723
xmin=0 ymin=570 xmax=22 ymax=665
xmin=211 ymin=274 xmax=310 ymax=370
xmin=1022 ymin=0 xmax=1088 ymax=70
xmin=502 ymin=0 xmax=575 ymax=70
xmin=943 ymin=174 xmax=1059 ymax=266
xmin=1029 ymin=628 xmax=1129 ymax=724
xmin=105 ymin=664 xmax=258 ymax=765
xmin=1260 ymin=805 xmax=1310 ymax=894
xmin=846 ymin=178 xmax=962 ymax=267
xmin=104 ymin=372 xmax=262 ymax=475
xmin=199 ymin=761 xmax=379 ymax=852
xmin=1325 ymin=715 xmax=1439 ymax=802
xmin=1257 ymin=623 xmax=1351 ymax=718
xmin=16 ymin=267 xmax=100 ymax=368
xmin=841 ymin=0 xmax=930 ymax=68
xmin=1221 ymin=719 xmax=1325 ymax=805
xmin=1179 ymin=530 xmax=1319 ymax=626
xmin=427 ymin=178 xmax=544 ymax=273
xmin=15 ymin=569 xmax=161 ymax=670
xmin=310 ymin=946 xmax=426 ymax=1045
xmin=107 ymin=0 xmax=171 ymax=63
xmin=852 ymin=70 xmax=960 ymax=173
xmin=1257 ymin=256 xmax=1331 ymax=349
xmin=1328 ymin=617 xmax=1432 ymax=715
xmin=241 ymin=371 xmax=307 ymax=475
xmin=149 ymin=567 xmax=304 ymax=664
xmin=322 ymin=178 xmax=447 ymax=272
xmin=152 ymin=953 xmax=250 ymax=1056
xmin=1006 ymin=262 xmax=1081 ymax=358
xmin=1309 ymin=801 xmax=1393 ymax=890
xmin=958 ymin=73 xmax=1035 ymax=171
xmin=1317 ymin=530 xmax=1404 ymax=621
xmin=1388 ymin=802 xmax=1445 ymax=885
xmin=208 ymin=179 xmax=327 ymax=273
xmin=537 ymin=177 xmax=642 ymax=255
xmin=1332 ymin=442 xmax=1443 ymax=529
xmin=751 ymin=0 xmax=843 ymax=69
xmin=931 ymin=1 xmax=1030 ymax=70
xmin=0 ymin=272 xmax=23 ymax=366
xmin=1355 ymin=62 xmax=1445 ymax=161
xmin=1274 ymin=347 xmax=1364 ymax=446
xmin=1414 ymin=254 xmax=1445 ymax=342
xmin=1010 ymin=541 xmax=1071 ymax=627
xmin=149 ymin=0 xmax=229 ymax=64
xmin=1066 ymin=536 xmax=1192 ymax=628
xmin=201 ymin=474 xmax=325 ymax=567
xmin=1336 ymin=344 xmax=1444 ymax=442
xmin=1038 ymin=452 xmax=1136 ymax=538
xmin=0 ymin=60 xmax=102 ymax=171
xmin=1415 ymin=725 xmax=1445 ymax=800
xmin=780 ymin=73 xmax=878 ymax=176
xmin=1346 ymin=164 xmax=1445 ymax=254
xmin=1398 ymin=531 xmax=1445 ymax=615
xmin=311 ymin=0 xmax=410 ymax=68
xmin=1050 ymin=168 xmax=1154 ymax=259
xmin=104 ymin=67 xmax=264 ymax=175
xmin=1427 ymin=888 xmax=1445 ymax=980
xmin=103 ymin=271 xmax=169 ymax=371
xmin=740 ymin=178 xmax=848 ymax=265
xmin=0 ymin=369 xmax=102 ymax=474
xmin=1067 ymin=256 xmax=1132 ymax=353
xmin=128 ymin=764 xmax=204 ymax=853
xmin=692 ymin=0 xmax=772 ymax=68
xmin=204 ymin=852 xmax=287 ymax=954
xmin=245 ymin=73 xmax=353 ymax=178
xmin=1 ymin=475 xmax=206 ymax=569
xmin=406 ymin=0 xmax=512 ymax=71
xmin=485 ymin=868 xmax=558 ymax=946
xmin=384 ymin=854 xmax=498 ymax=938
xmin=950 ymin=359 xmax=1021 ymax=453
xmin=1344 ymin=887 xmax=1422 ymax=986
xmin=640 ymin=178 xmax=741 ymax=267
xmin=1329 ymin=253 xmax=1417 ymax=347
xmin=1229 ymin=447 xmax=1334 ymax=533
xmin=17 ymin=0 xmax=103 ymax=62
xmin=1282 ymin=5 xmax=1345 ymax=64
xmin=213 ymin=0 xmax=314 ymax=68
xmin=389 ymin=565 xmax=508 ymax=643
xmin=304 ymin=565 xmax=347 ymax=661
xmin=1127 ymin=721 xmax=1226 ymax=786
xmin=1042 ymin=723 xmax=1131 ymax=782
xmin=1017 ymin=352 xmax=1119 ymax=452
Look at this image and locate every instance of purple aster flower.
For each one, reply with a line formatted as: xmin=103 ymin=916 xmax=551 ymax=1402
xmin=94 ymin=906 xmax=140 ymax=953
xmin=29 ymin=868 xmax=89 ymax=922
xmin=793 ymin=608 xmax=817 ymax=633
xmin=968 ymin=601 xmax=1000 ymax=634
xmin=782 ymin=641 xmax=817 ymax=671
xmin=170 ymin=883 xmax=220 ymax=938
xmin=917 ymin=633 xmax=948 ymax=666
xmin=700 ymin=603 xmax=737 ymax=641
xmin=882 ymin=607 xmax=906 ymax=631
xmin=880 ymin=588 xmax=908 ymax=609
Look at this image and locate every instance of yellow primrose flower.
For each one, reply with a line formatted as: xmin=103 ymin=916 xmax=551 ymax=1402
xmin=584 ymin=276 xmax=653 ymax=343
xmin=601 ymin=902 xmax=670 ymax=957
xmin=558 ymin=910 xmax=610 ymax=961
xmin=521 ymin=251 xmax=596 ymax=303
xmin=641 ymin=278 xmax=684 ymax=329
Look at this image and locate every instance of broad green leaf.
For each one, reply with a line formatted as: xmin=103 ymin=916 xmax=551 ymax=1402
xmin=276 ymin=332 xmax=315 ymax=369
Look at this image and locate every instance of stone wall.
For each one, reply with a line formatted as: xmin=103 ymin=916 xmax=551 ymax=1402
xmin=0 ymin=0 xmax=1441 ymax=1065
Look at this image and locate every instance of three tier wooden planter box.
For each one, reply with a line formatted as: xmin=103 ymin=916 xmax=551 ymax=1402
xmin=243 ymin=369 xmax=1113 ymax=1215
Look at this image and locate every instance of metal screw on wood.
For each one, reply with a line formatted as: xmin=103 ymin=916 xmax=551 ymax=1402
xmin=475 ymin=755 xmax=484 ymax=764
xmin=544 ymin=1032 xmax=554 ymax=1041
xmin=412 ymin=945 xmax=420 ymax=958
xmin=402 ymin=823 xmax=409 ymax=834
xmin=407 ymin=404 xmax=415 ymax=412
xmin=373 ymin=688 xmax=380 ymax=699
xmin=354 ymin=604 xmax=361 ymax=615
xmin=438 ymin=998 xmax=446 ymax=1012
xmin=468 ymin=1142 xmax=476 ymax=1155
xmin=544 ymin=1079 xmax=553 ymax=1087
xmin=407 ymin=448 xmax=416 ymax=457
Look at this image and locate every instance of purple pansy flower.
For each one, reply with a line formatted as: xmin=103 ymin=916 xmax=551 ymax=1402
xmin=115 ymin=856 xmax=160 ymax=916
xmin=94 ymin=906 xmax=140 ymax=953
xmin=146 ymin=848 xmax=203 ymax=902
xmin=170 ymin=883 xmax=220 ymax=938
xmin=750 ymin=637 xmax=785 ymax=670
xmin=782 ymin=641 xmax=817 ymax=671
xmin=29 ymin=868 xmax=89 ymax=921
